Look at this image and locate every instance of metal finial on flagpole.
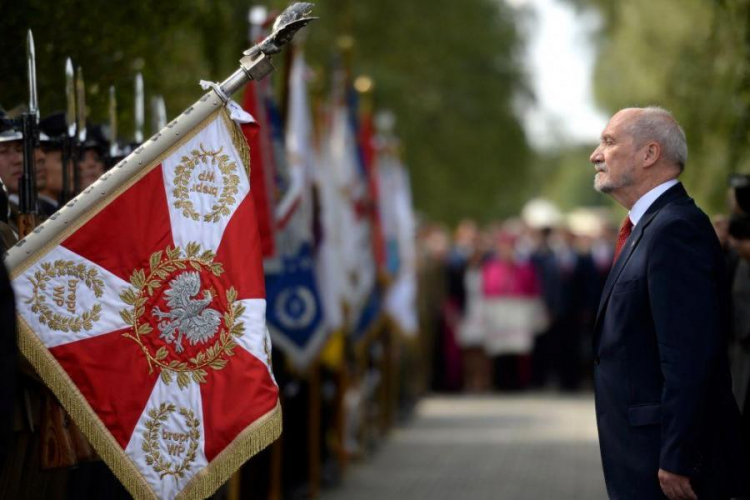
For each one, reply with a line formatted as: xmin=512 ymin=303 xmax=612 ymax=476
xmin=219 ymin=2 xmax=317 ymax=96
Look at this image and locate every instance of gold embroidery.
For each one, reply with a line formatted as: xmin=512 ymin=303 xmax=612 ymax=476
xmin=172 ymin=144 xmax=241 ymax=223
xmin=27 ymin=260 xmax=104 ymax=332
xmin=142 ymin=403 xmax=200 ymax=480
xmin=119 ymin=243 xmax=246 ymax=389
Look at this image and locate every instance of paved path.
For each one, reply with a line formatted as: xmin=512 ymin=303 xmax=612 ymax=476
xmin=322 ymin=393 xmax=607 ymax=500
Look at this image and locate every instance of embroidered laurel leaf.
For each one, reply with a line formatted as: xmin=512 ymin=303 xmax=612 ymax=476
xmin=192 ymin=369 xmax=208 ymax=384
xmin=166 ymin=246 xmax=179 ymax=260
xmin=120 ymin=288 xmax=136 ymax=305
xmin=155 ymin=347 xmax=168 ymax=361
xmin=160 ymin=370 xmax=173 ymax=385
xmin=230 ymin=323 xmax=245 ymax=337
xmin=177 ymin=372 xmax=191 ymax=390
xmin=174 ymin=261 xmax=186 ymax=270
xmin=168 ymin=360 xmax=179 ymax=368
xmin=149 ymin=251 xmax=163 ymax=271
xmin=226 ymin=287 xmax=237 ymax=304
xmin=234 ymin=303 xmax=246 ymax=318
xmin=199 ymin=250 xmax=214 ymax=262
xmin=139 ymin=323 xmax=153 ymax=335
xmin=131 ymin=269 xmax=146 ymax=289
xmin=120 ymin=309 xmax=134 ymax=325
xmin=186 ymin=242 xmax=199 ymax=258
xmin=209 ymin=358 xmax=227 ymax=370
xmin=190 ymin=261 xmax=202 ymax=272
xmin=210 ymin=263 xmax=223 ymax=276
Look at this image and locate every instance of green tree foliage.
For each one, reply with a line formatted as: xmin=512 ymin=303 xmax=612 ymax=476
xmin=1 ymin=0 xmax=531 ymax=224
xmin=564 ymin=0 xmax=750 ymax=214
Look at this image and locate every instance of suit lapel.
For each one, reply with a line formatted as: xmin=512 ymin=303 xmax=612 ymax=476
xmin=593 ymin=183 xmax=689 ymax=335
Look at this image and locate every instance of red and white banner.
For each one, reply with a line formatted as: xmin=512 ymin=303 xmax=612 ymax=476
xmin=11 ymin=106 xmax=280 ymax=499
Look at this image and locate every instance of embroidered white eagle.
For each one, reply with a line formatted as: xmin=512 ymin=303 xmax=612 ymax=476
xmin=153 ymin=271 xmax=221 ymax=353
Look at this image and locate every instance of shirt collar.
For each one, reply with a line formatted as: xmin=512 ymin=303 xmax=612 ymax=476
xmin=629 ymin=179 xmax=679 ymax=226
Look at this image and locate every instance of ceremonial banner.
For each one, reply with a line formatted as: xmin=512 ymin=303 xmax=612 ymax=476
xmin=377 ymin=144 xmax=418 ymax=336
xmin=318 ymin=87 xmax=378 ymax=340
xmin=10 ymin=105 xmax=280 ymax=500
xmin=264 ymin=49 xmax=326 ymax=370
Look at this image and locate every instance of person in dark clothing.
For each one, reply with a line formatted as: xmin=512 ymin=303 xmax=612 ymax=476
xmin=591 ymin=106 xmax=745 ymax=500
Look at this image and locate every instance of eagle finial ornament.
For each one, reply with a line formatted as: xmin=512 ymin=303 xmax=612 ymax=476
xmin=153 ymin=271 xmax=221 ymax=353
xmin=243 ymin=2 xmax=317 ymax=58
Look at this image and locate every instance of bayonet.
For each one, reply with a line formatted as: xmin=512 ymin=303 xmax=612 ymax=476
xmin=18 ymin=30 xmax=40 ymax=236
xmin=27 ymin=31 xmax=39 ymax=122
xmin=76 ymin=66 xmax=86 ymax=144
xmin=65 ymin=59 xmax=76 ymax=138
xmin=61 ymin=58 xmax=75 ymax=203
xmin=109 ymin=86 xmax=119 ymax=159
xmin=151 ymin=95 xmax=166 ymax=135
xmin=74 ymin=66 xmax=86 ymax=193
xmin=134 ymin=73 xmax=144 ymax=144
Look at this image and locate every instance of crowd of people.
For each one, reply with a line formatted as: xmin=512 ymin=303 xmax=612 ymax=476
xmin=416 ymin=210 xmax=617 ymax=394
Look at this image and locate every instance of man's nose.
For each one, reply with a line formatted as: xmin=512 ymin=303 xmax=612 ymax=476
xmin=589 ymin=147 xmax=602 ymax=164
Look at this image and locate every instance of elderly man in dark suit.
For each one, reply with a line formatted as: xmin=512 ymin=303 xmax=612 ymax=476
xmin=590 ymin=106 xmax=745 ymax=500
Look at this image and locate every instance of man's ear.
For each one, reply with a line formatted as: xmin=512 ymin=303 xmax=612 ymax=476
xmin=642 ymin=141 xmax=660 ymax=168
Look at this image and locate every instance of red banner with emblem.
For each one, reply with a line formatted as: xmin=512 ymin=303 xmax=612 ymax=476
xmin=10 ymin=106 xmax=281 ymax=500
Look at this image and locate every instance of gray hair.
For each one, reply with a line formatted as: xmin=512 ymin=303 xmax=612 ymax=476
xmin=624 ymin=106 xmax=688 ymax=171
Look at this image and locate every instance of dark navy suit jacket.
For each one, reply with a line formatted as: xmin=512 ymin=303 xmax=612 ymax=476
xmin=594 ymin=183 xmax=745 ymax=499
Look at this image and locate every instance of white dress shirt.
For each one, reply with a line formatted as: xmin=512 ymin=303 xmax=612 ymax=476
xmin=629 ymin=179 xmax=680 ymax=227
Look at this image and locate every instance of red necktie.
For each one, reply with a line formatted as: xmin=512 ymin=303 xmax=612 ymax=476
xmin=613 ymin=216 xmax=633 ymax=264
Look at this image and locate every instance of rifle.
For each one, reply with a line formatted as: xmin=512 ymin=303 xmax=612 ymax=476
xmin=17 ymin=31 xmax=39 ymax=237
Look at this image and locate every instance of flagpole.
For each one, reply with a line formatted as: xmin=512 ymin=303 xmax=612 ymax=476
xmin=5 ymin=3 xmax=316 ymax=273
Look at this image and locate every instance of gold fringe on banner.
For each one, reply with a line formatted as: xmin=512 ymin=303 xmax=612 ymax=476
xmin=15 ymin=104 xmax=282 ymax=500
xmin=223 ymin=111 xmax=252 ymax=179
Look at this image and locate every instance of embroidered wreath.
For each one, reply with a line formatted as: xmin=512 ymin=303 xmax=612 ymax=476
xmin=142 ymin=403 xmax=201 ymax=479
xmin=119 ymin=242 xmax=245 ymax=389
xmin=26 ymin=260 xmax=104 ymax=333
xmin=172 ymin=144 xmax=241 ymax=223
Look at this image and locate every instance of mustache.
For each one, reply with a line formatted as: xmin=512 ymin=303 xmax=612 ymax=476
xmin=594 ymin=162 xmax=607 ymax=172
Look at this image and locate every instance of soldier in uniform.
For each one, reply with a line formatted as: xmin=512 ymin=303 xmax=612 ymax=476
xmin=78 ymin=125 xmax=107 ymax=190
xmin=39 ymin=112 xmax=68 ymax=211
xmin=0 ymin=123 xmax=55 ymax=225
